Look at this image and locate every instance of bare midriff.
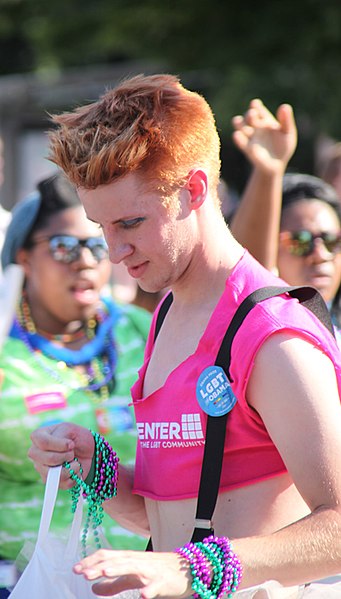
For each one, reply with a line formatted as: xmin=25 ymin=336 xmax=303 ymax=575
xmin=145 ymin=472 xmax=310 ymax=552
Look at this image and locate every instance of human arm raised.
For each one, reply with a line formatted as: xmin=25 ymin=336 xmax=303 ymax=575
xmin=28 ymin=422 xmax=149 ymax=537
xmin=230 ymin=99 xmax=297 ymax=270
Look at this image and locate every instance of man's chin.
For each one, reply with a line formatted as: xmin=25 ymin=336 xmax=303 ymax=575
xmin=137 ymin=281 xmax=167 ymax=294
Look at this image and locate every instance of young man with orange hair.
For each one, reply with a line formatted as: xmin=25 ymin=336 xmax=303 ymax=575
xmin=29 ymin=74 xmax=341 ymax=598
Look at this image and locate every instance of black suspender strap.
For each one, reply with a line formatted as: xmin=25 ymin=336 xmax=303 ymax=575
xmin=154 ymin=292 xmax=173 ymax=340
xmin=191 ymin=284 xmax=334 ymax=543
xmin=214 ymin=285 xmax=334 ymax=386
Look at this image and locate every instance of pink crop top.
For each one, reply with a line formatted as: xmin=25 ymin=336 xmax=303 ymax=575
xmin=131 ymin=251 xmax=341 ymax=501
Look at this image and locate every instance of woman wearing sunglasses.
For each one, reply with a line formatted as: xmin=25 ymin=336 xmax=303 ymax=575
xmin=0 ymin=172 xmax=151 ymax=597
xmin=278 ymin=174 xmax=341 ymax=326
xmin=230 ymin=99 xmax=341 ymax=345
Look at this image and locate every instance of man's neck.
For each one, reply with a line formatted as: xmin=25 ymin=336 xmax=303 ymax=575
xmin=171 ymin=223 xmax=244 ymax=309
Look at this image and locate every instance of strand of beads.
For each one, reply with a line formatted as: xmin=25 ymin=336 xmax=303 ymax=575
xmin=13 ymin=312 xmax=117 ymax=396
xmin=175 ymin=535 xmax=243 ymax=599
xmin=19 ymin=293 xmax=87 ymax=342
xmin=63 ymin=431 xmax=119 ymax=557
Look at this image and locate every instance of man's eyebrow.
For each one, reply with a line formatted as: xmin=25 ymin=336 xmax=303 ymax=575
xmin=86 ymin=216 xmax=100 ymax=224
xmin=86 ymin=215 xmax=123 ymax=226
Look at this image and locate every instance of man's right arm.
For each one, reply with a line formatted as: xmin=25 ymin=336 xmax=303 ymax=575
xmin=28 ymin=422 xmax=150 ymax=536
xmin=104 ymin=462 xmax=150 ymax=537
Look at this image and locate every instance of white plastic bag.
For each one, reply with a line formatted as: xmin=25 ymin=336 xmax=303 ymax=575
xmin=234 ymin=577 xmax=341 ymax=598
xmin=0 ymin=264 xmax=24 ymax=350
xmin=9 ymin=466 xmax=95 ymax=598
xmin=235 ymin=580 xmax=301 ymax=598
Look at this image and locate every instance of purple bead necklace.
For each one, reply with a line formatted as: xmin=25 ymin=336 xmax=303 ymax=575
xmin=64 ymin=431 xmax=119 ymax=557
xmin=175 ymin=535 xmax=243 ymax=599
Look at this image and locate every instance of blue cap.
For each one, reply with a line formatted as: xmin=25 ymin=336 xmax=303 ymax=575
xmin=1 ymin=191 xmax=42 ymax=270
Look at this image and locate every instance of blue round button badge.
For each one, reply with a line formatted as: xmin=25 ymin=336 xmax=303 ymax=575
xmin=196 ymin=366 xmax=237 ymax=417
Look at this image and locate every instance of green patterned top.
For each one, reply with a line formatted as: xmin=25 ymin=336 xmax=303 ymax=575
xmin=0 ymin=298 xmax=151 ymax=560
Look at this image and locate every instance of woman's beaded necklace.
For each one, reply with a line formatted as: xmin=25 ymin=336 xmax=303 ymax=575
xmin=13 ymin=294 xmax=119 ymax=400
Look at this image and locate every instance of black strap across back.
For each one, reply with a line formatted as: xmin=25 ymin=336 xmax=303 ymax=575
xmin=146 ymin=285 xmax=334 ymax=549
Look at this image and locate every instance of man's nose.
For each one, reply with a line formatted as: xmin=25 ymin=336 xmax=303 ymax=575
xmin=108 ymin=241 xmax=134 ymax=264
xmin=101 ymin=228 xmax=135 ymax=264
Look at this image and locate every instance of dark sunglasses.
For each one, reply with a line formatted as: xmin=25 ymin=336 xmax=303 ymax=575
xmin=31 ymin=234 xmax=109 ymax=264
xmin=280 ymin=230 xmax=341 ymax=257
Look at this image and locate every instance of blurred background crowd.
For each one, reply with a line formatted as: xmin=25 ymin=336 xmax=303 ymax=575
xmin=0 ymin=1 xmax=340 ymax=596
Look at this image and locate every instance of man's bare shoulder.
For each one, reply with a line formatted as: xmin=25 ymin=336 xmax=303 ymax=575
xmin=248 ymin=331 xmax=340 ymax=414
xmin=246 ymin=332 xmax=341 ymax=511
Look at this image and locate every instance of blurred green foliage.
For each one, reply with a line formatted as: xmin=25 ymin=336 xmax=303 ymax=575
xmin=0 ymin=0 xmax=340 ymax=186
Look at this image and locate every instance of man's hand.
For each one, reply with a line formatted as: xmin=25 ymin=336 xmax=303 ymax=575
xmin=28 ymin=422 xmax=94 ymax=489
xmin=73 ymin=549 xmax=192 ymax=599
xmin=232 ymin=99 xmax=297 ymax=175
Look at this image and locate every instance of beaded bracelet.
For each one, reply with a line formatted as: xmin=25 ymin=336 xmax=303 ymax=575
xmin=63 ymin=431 xmax=119 ymax=556
xmin=175 ymin=535 xmax=243 ymax=599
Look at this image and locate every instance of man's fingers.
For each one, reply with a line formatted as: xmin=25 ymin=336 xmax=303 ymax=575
xmin=74 ymin=550 xmax=147 ymax=583
xmin=74 ymin=550 xmax=191 ymax=599
xmin=74 ymin=549 xmax=116 ymax=574
xmin=28 ymin=443 xmax=75 ymax=466
xmin=28 ymin=435 xmax=77 ymax=489
xmin=28 ymin=424 xmax=76 ymax=472
xmin=92 ymin=575 xmax=143 ymax=597
xmin=30 ymin=425 xmax=75 ymax=451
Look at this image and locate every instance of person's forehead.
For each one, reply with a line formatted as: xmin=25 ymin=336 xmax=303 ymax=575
xmin=37 ymin=205 xmax=101 ymax=236
xmin=78 ymin=173 xmax=161 ymax=223
xmin=281 ymin=199 xmax=340 ymax=230
xmin=79 ymin=174 xmax=139 ymax=205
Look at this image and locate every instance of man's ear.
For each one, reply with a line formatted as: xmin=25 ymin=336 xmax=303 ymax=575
xmin=185 ymin=169 xmax=208 ymax=210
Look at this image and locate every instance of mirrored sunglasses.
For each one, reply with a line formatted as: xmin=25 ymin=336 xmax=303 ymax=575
xmin=32 ymin=234 xmax=109 ymax=263
xmin=280 ymin=230 xmax=341 ymax=257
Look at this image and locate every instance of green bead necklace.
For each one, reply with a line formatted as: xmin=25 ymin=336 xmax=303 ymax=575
xmin=63 ymin=431 xmax=119 ymax=557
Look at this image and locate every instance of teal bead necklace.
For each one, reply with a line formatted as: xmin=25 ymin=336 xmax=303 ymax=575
xmin=175 ymin=536 xmax=243 ymax=599
xmin=63 ymin=431 xmax=119 ymax=557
